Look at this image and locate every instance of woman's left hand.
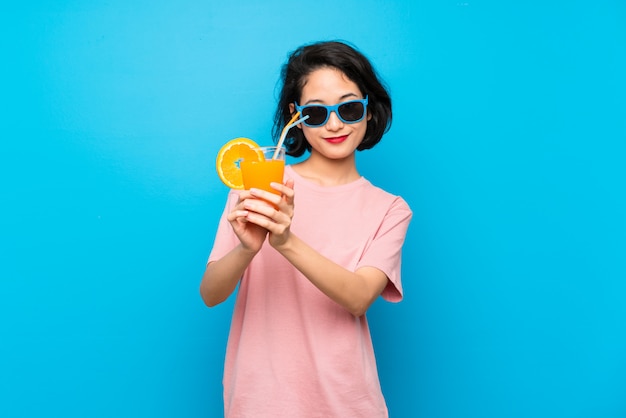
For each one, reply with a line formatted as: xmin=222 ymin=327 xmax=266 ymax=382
xmin=242 ymin=179 xmax=295 ymax=248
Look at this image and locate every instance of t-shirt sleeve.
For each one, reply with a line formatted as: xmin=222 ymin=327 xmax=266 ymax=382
xmin=357 ymin=196 xmax=412 ymax=302
xmin=207 ymin=191 xmax=240 ymax=264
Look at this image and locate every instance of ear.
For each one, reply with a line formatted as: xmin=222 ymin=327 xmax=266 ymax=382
xmin=288 ymin=103 xmax=304 ymax=130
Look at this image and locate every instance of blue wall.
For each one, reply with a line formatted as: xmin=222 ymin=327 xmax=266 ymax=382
xmin=2 ymin=1 xmax=625 ymax=417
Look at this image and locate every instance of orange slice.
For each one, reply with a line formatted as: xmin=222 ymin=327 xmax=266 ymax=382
xmin=215 ymin=137 xmax=264 ymax=189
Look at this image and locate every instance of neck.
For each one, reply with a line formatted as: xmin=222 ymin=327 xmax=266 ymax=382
xmin=293 ymin=153 xmax=360 ymax=187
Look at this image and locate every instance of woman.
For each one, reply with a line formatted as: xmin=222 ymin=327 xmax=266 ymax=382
xmin=201 ymin=40 xmax=412 ymax=417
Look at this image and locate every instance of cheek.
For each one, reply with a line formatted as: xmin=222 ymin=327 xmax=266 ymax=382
xmin=358 ymin=121 xmax=370 ymax=140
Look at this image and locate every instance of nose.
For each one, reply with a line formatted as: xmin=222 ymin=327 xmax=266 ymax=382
xmin=325 ymin=110 xmax=344 ymax=131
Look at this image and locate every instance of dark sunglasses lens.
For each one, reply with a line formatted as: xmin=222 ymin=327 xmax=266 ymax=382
xmin=302 ymin=107 xmax=328 ymax=126
xmin=338 ymin=102 xmax=365 ymax=122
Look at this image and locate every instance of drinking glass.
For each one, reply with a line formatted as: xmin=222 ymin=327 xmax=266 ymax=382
xmin=240 ymin=146 xmax=285 ymax=194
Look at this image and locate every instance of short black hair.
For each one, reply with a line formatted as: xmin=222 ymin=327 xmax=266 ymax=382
xmin=273 ymin=40 xmax=392 ymax=157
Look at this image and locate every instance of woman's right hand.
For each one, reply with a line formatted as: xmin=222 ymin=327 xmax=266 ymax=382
xmin=227 ymin=190 xmax=270 ymax=253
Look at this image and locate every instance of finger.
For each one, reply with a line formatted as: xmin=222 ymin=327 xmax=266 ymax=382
xmin=249 ymin=188 xmax=281 ymax=208
xmin=243 ymin=199 xmax=277 ymax=217
xmin=244 ymin=210 xmax=281 ymax=232
xmin=269 ymin=180 xmax=294 ymax=197
xmin=282 ymin=179 xmax=295 ymax=204
xmin=237 ymin=189 xmax=257 ymax=202
xmin=227 ymin=209 xmax=250 ymax=222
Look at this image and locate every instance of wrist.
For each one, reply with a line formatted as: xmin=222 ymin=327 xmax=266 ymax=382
xmin=237 ymin=243 xmax=261 ymax=259
xmin=271 ymin=232 xmax=296 ymax=255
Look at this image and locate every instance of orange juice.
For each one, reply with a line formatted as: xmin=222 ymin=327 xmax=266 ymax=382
xmin=241 ymin=159 xmax=285 ymax=194
xmin=240 ymin=146 xmax=286 ymax=194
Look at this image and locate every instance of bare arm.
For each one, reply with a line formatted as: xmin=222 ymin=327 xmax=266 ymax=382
xmin=199 ymin=244 xmax=257 ymax=307
xmin=200 ymin=190 xmax=269 ymax=307
xmin=242 ymin=182 xmax=389 ymax=317
xmin=275 ymin=234 xmax=388 ymax=317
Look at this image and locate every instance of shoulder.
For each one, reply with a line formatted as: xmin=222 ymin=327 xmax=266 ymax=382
xmin=361 ymin=179 xmax=412 ymax=215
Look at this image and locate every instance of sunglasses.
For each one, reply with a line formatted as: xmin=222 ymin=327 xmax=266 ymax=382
xmin=294 ymin=96 xmax=368 ymax=127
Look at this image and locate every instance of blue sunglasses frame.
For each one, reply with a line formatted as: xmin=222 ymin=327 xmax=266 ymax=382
xmin=294 ymin=96 xmax=369 ymax=127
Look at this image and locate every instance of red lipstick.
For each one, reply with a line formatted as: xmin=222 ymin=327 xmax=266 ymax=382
xmin=325 ymin=135 xmax=348 ymax=144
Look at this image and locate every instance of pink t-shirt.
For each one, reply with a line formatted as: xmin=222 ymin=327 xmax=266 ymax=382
xmin=208 ymin=165 xmax=412 ymax=418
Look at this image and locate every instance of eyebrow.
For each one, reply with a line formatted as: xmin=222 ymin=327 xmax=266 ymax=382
xmin=303 ymin=93 xmax=359 ymax=106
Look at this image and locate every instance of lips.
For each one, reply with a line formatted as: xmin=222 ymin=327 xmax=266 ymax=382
xmin=324 ymin=135 xmax=349 ymax=144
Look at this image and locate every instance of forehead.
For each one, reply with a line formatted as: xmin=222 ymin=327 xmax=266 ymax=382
xmin=300 ymin=67 xmax=361 ymax=102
